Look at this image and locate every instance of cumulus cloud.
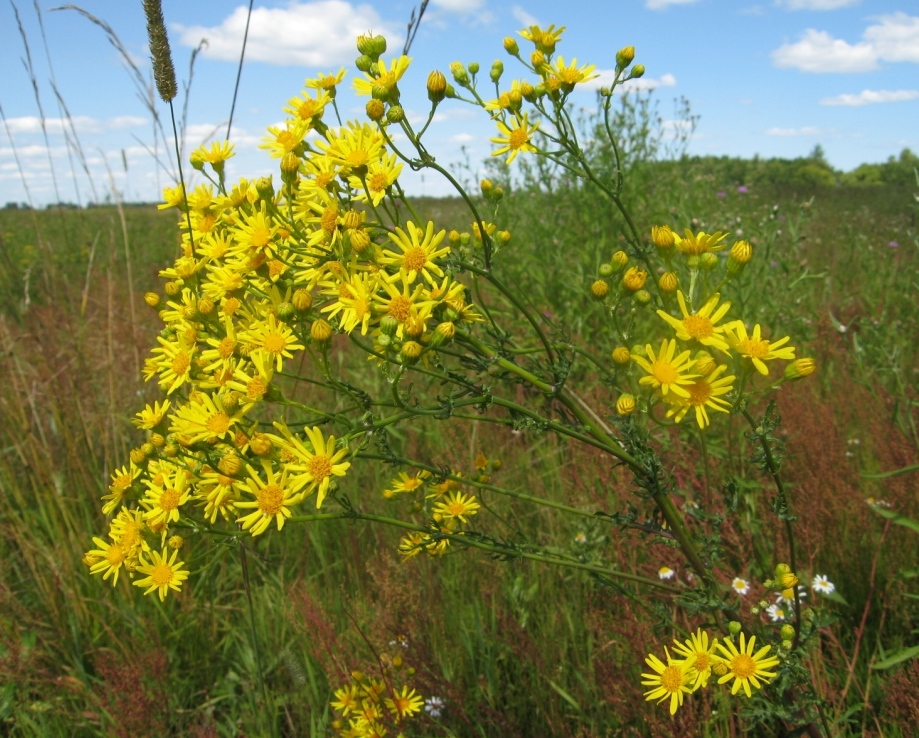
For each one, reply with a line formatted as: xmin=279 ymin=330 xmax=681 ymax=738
xmin=175 ymin=1 xmax=399 ymax=67
xmin=766 ymin=126 xmax=823 ymax=135
xmin=646 ymin=0 xmax=701 ymax=9
xmin=578 ymin=70 xmax=676 ymax=92
xmin=820 ymin=89 xmax=919 ymax=106
xmin=772 ymin=13 xmax=919 ymax=72
xmin=5 ymin=115 xmax=147 ymax=136
xmin=775 ymin=0 xmax=859 ymax=9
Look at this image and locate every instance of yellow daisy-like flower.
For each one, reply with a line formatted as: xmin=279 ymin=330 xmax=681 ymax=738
xmin=169 ymin=392 xmax=241 ymax=445
xmin=715 ymin=632 xmax=781 ymax=698
xmin=372 ymin=274 xmax=439 ymax=337
xmin=353 ymin=55 xmax=412 ymax=97
xmin=641 ymin=648 xmax=693 ymax=715
xmin=379 ymin=220 xmax=450 ymax=286
xmin=490 ymin=114 xmax=539 ymax=164
xmin=304 ymin=68 xmax=347 ymax=93
xmin=241 ymin=314 xmax=306 ymax=372
xmin=321 ymin=271 xmax=380 ymax=336
xmin=131 ymin=547 xmax=189 ymax=601
xmin=144 ymin=337 xmax=195 ymax=395
xmin=545 ymin=56 xmax=598 ymax=90
xmin=228 ymin=201 xmax=279 ymax=258
xmin=673 ymin=229 xmax=729 ymax=257
xmin=663 ymin=365 xmax=736 ymax=429
xmin=316 ymin=121 xmax=385 ymax=174
xmin=260 ymin=118 xmax=310 ymax=159
xmin=235 ymin=459 xmax=304 ymax=536
xmin=518 ymin=24 xmax=566 ymax=54
xmin=632 ymin=339 xmax=698 ymax=398
xmin=671 ymin=628 xmax=720 ymax=691
xmin=283 ymin=425 xmax=352 ymax=508
xmin=102 ymin=463 xmax=141 ymax=515
xmin=141 ymin=465 xmax=192 ymax=528
xmin=85 ymin=536 xmax=130 ymax=586
xmin=331 ymin=684 xmax=361 ymax=716
xmin=657 ymin=291 xmax=733 ymax=353
xmin=725 ymin=321 xmax=796 ymax=376
xmin=283 ymin=88 xmax=331 ymax=123
xmin=385 ymin=685 xmax=424 ymax=719
xmin=348 ymin=150 xmax=403 ymax=207
xmin=383 ymin=470 xmax=431 ymax=498
xmin=433 ymin=490 xmax=481 ymax=523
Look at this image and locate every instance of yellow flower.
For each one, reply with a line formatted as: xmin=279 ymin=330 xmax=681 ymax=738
xmin=434 ymin=491 xmax=481 ymax=523
xmin=142 ymin=464 xmax=192 ymax=528
xmin=321 ymin=271 xmax=379 ymax=336
xmin=674 ymin=229 xmax=729 ymax=257
xmin=85 ymin=536 xmax=130 ymax=586
xmin=379 ymin=220 xmax=451 ymax=286
xmin=283 ymin=88 xmax=331 ymax=122
xmin=348 ymin=150 xmax=402 ymax=206
xmin=235 ymin=459 xmax=304 ymax=536
xmin=545 ymin=56 xmax=597 ymax=90
xmin=518 ymin=24 xmax=566 ymax=54
xmin=281 ymin=425 xmax=352 ymax=508
xmin=304 ymin=68 xmax=347 ymax=93
xmin=132 ymin=547 xmax=189 ymax=601
xmin=631 ymin=339 xmax=698 ymax=398
xmin=241 ymin=314 xmax=306 ymax=372
xmin=169 ymin=392 xmax=241 ymax=445
xmin=725 ymin=321 xmax=796 ymax=375
xmin=641 ymin=649 xmax=693 ymax=715
xmin=663 ymin=365 xmax=735 ymax=429
xmin=385 ymin=685 xmax=424 ymax=719
xmin=383 ymin=470 xmax=431 ymax=498
xmin=260 ymin=118 xmax=310 ymax=158
xmin=657 ymin=291 xmax=733 ymax=352
xmin=715 ymin=632 xmax=781 ymax=697
xmin=490 ymin=114 xmax=539 ymax=164
xmin=353 ymin=55 xmax=412 ymax=97
xmin=671 ymin=628 xmax=719 ymax=690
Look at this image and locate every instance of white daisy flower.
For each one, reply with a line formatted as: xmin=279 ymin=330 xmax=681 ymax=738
xmin=658 ymin=566 xmax=675 ymax=580
xmin=574 ymin=531 xmax=587 ymax=544
xmin=731 ymin=577 xmax=750 ymax=595
xmin=813 ymin=574 xmax=835 ymax=595
xmin=424 ymin=695 xmax=445 ymax=718
xmin=766 ymin=604 xmax=786 ymax=622
xmin=776 ymin=587 xmax=806 ymax=607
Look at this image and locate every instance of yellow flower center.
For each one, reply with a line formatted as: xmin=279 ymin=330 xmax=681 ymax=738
xmin=206 ymin=412 xmax=231 ymax=436
xmin=315 ymin=171 xmax=334 ymax=189
xmin=219 ymin=337 xmax=236 ymax=359
xmin=277 ymin=130 xmax=297 ymax=151
xmin=247 ymin=377 xmax=267 ymax=400
xmin=368 ymin=171 xmax=389 ymax=192
xmin=387 ymin=295 xmax=412 ymax=322
xmin=112 ymin=473 xmax=132 ymax=492
xmin=171 ymin=353 xmax=191 ymax=376
xmin=151 ymin=561 xmax=174 ymax=587
xmin=446 ymin=501 xmax=467 ymax=516
xmin=257 ymin=484 xmax=285 ymax=515
xmin=321 ymin=207 xmax=338 ymax=234
xmin=402 ymin=247 xmax=428 ymax=273
xmin=652 ymin=361 xmax=679 ymax=386
xmin=730 ymin=653 xmax=756 ymax=679
xmin=741 ymin=338 xmax=770 ymax=359
xmin=687 ymin=379 xmax=712 ymax=406
xmin=106 ymin=544 xmax=127 ymax=566
xmin=683 ymin=314 xmax=714 ymax=339
xmin=661 ymin=665 xmax=684 ymax=692
xmin=307 ymin=454 xmax=332 ymax=481
xmin=508 ymin=126 xmax=529 ymax=150
xmin=268 ymin=259 xmax=284 ymax=278
xmin=249 ymin=225 xmax=271 ymax=249
xmin=263 ymin=331 xmax=287 ymax=355
xmin=693 ymin=653 xmax=710 ymax=671
xmin=346 ymin=150 xmax=370 ymax=168
xmin=353 ymin=298 xmax=370 ymax=319
xmin=402 ymin=478 xmax=423 ymax=491
xmin=159 ymin=487 xmax=181 ymax=511
xmin=297 ymin=99 xmax=319 ymax=119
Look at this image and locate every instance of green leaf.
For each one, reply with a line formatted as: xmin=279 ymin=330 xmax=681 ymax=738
xmin=862 ymin=463 xmax=919 ymax=479
xmin=868 ymin=506 xmax=919 ymax=535
xmin=871 ymin=644 xmax=919 ymax=670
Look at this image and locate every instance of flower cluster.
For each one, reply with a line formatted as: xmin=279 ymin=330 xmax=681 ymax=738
xmin=601 ymin=225 xmax=815 ymax=429
xmin=330 ymin=657 xmax=424 ymax=738
xmin=642 ymin=627 xmax=782 ymax=715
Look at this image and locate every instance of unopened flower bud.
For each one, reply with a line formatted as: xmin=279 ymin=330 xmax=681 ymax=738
xmin=731 ymin=240 xmax=753 ymax=265
xmin=616 ymin=393 xmax=636 ymax=416
xmin=380 ymin=315 xmax=399 ymax=337
xmin=292 ymin=288 xmax=313 ymax=311
xmin=250 ymin=433 xmax=272 ymax=456
xmin=310 ymin=318 xmax=332 ymax=343
xmin=356 ymin=33 xmax=376 ymax=56
xmin=658 ymin=272 xmax=679 ymax=292
xmin=781 ymin=639 xmax=793 ymax=650
xmin=468 ymin=61 xmax=479 ymax=75
xmin=427 ymin=70 xmax=447 ymax=103
xmin=503 ymin=37 xmax=519 ymax=55
xmin=616 ymin=45 xmax=635 ymax=70
xmin=779 ymin=572 xmax=799 ymax=590
xmin=400 ymin=340 xmax=422 ymax=363
xmin=130 ymin=447 xmax=147 ymax=464
xmin=218 ymin=452 xmax=243 ymax=476
xmin=450 ymin=61 xmax=469 ymax=86
xmin=430 ymin=321 xmax=455 ymax=347
xmin=700 ymin=253 xmax=719 ymax=271
xmin=728 ymin=621 xmax=742 ymax=637
xmin=355 ymin=54 xmax=374 ymax=73
xmin=276 ymin=301 xmax=295 ymax=321
xmin=365 ymin=98 xmax=385 ymax=121
xmin=165 ymin=281 xmax=181 ymax=296
xmin=386 ymin=105 xmax=404 ymax=123
xmin=495 ymin=230 xmax=511 ymax=246
xmin=612 ymin=347 xmax=631 ymax=365
xmin=280 ymin=152 xmax=300 ymax=184
xmin=530 ymin=50 xmax=546 ymax=69
xmin=612 ymin=250 xmax=629 ymax=269
xmin=480 ymin=179 xmax=494 ymax=196
xmin=784 ymin=358 xmax=816 ymax=381
xmin=694 ymin=351 xmax=716 ymax=376
xmin=631 ymin=64 xmax=645 ymax=78
xmin=774 ymin=563 xmax=791 ymax=578
xmin=490 ymin=60 xmax=503 ymax=83
xmin=634 ymin=289 xmax=652 ymax=305
xmin=780 ymin=624 xmax=796 ymax=641
xmin=590 ymin=279 xmax=609 ymax=299
xmin=144 ymin=292 xmax=161 ymax=307
xmin=622 ymin=266 xmax=648 ymax=292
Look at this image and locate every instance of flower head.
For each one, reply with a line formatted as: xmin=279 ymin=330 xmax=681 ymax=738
xmin=490 ymin=114 xmax=539 ymax=164
xmin=632 ymin=339 xmax=698 ymax=398
xmin=132 ymin=547 xmax=189 ymax=601
xmin=732 ymin=577 xmax=750 ymax=596
xmin=657 ymin=291 xmax=733 ymax=352
xmin=658 ymin=566 xmax=675 ymax=580
xmin=725 ymin=321 xmax=795 ymax=376
xmin=813 ymin=574 xmax=836 ymax=595
xmin=672 ymin=628 xmax=719 ymax=690
xmin=715 ymin=632 xmax=781 ymax=697
xmin=641 ymin=649 xmax=693 ymax=715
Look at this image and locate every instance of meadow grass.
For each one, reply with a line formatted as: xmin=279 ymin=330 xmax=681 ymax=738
xmin=1 ymin=177 xmax=917 ymax=736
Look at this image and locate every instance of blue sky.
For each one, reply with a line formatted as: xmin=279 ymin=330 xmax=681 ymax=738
xmin=1 ymin=0 xmax=917 ymax=205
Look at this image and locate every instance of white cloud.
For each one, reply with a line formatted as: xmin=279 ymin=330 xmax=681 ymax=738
xmin=431 ymin=0 xmax=485 ymax=12
xmin=772 ymin=13 xmax=919 ymax=72
xmin=766 ymin=126 xmax=822 ymax=135
xmin=512 ymin=5 xmax=540 ymax=28
xmin=4 ymin=115 xmax=147 ymax=136
xmin=646 ymin=0 xmax=701 ymax=9
xmin=175 ymin=1 xmax=399 ymax=67
xmin=820 ymin=89 xmax=919 ymax=106
xmin=579 ymin=70 xmax=676 ymax=92
xmin=451 ymin=133 xmax=474 ymax=143
xmin=775 ymin=0 xmax=858 ymax=9
xmin=864 ymin=12 xmax=919 ymax=63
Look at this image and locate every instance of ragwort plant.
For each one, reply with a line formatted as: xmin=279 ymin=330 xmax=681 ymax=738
xmin=84 ymin=7 xmax=831 ymax=734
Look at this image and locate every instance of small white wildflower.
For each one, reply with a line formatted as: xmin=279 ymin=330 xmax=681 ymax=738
xmin=574 ymin=532 xmax=587 ymax=544
xmin=813 ymin=574 xmax=835 ymax=595
xmin=731 ymin=577 xmax=750 ymax=596
xmin=658 ymin=566 xmax=675 ymax=581
xmin=766 ymin=604 xmax=786 ymax=622
xmin=424 ymin=695 xmax=445 ymax=718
